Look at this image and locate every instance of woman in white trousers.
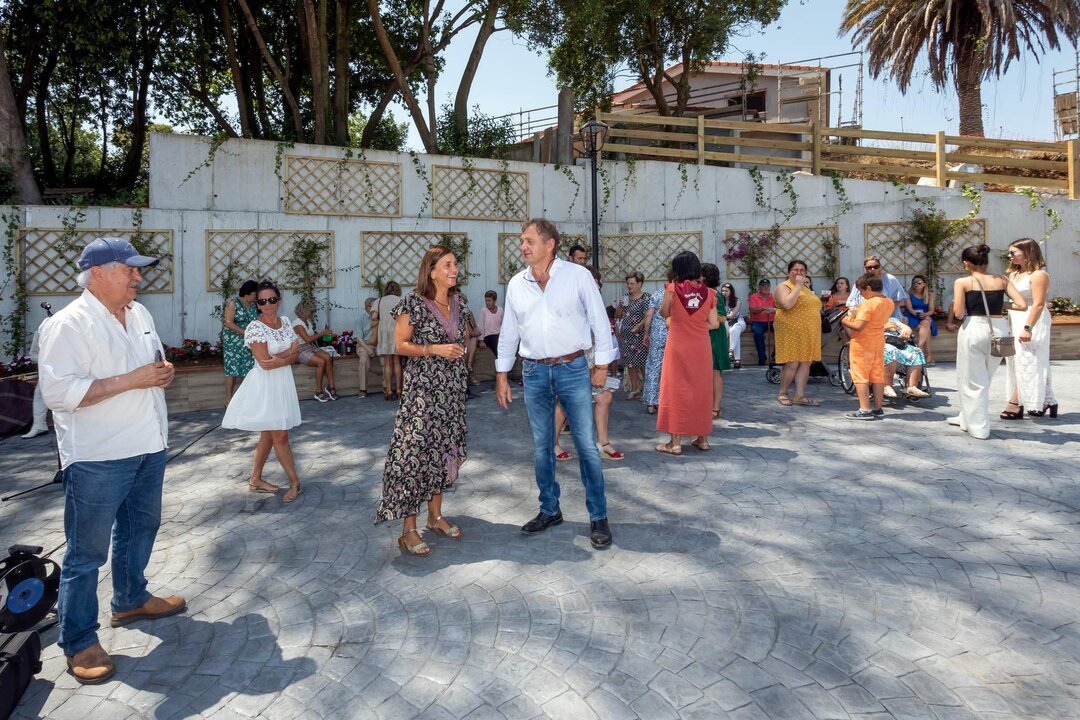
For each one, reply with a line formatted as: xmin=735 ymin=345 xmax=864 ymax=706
xmin=1001 ymin=238 xmax=1057 ymax=419
xmin=948 ymin=245 xmax=1027 ymax=440
xmin=720 ymin=283 xmax=746 ymax=367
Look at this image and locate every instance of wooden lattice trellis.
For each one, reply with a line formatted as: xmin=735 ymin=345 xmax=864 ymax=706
xmin=724 ymin=225 xmax=839 ymax=281
xmin=864 ymin=219 xmax=986 ymax=276
xmin=600 ymin=231 xmax=703 ymax=282
xmin=283 ymin=155 xmax=401 ymax=217
xmin=497 ymin=232 xmax=587 ymax=283
xmin=431 ymin=165 xmax=529 ymax=221
xmin=17 ymin=228 xmax=174 ymax=295
xmin=206 ymin=230 xmax=335 ymax=291
xmin=360 ymin=232 xmax=469 ymax=288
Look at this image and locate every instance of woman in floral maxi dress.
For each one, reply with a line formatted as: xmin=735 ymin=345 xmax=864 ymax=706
xmin=376 ymin=246 xmax=472 ymax=556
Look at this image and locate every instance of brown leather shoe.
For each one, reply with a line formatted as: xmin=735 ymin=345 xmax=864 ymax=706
xmin=110 ymin=595 xmax=186 ymax=627
xmin=66 ymin=643 xmax=115 ymax=684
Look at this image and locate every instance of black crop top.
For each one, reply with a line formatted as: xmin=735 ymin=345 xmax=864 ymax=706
xmin=965 ymin=289 xmax=1004 ymax=316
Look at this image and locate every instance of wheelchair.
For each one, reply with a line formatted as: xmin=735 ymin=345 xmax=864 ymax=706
xmin=837 ymin=333 xmax=932 ymax=398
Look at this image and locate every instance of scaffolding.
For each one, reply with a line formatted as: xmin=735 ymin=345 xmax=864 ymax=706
xmin=1053 ymin=45 xmax=1079 ymax=140
xmin=777 ymin=51 xmax=864 ymax=128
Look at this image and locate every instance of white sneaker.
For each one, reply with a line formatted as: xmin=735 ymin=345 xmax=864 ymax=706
xmin=883 ymin=386 xmax=898 ymax=399
xmin=905 ymin=387 xmax=930 ymax=399
xmin=22 ymin=425 xmax=49 ymax=439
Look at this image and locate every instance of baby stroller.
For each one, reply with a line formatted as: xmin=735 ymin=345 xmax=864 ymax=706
xmin=765 ymin=307 xmax=846 ymax=387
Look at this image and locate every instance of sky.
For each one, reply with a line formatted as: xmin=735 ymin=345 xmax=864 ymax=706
xmin=394 ymin=0 xmax=1080 ymax=149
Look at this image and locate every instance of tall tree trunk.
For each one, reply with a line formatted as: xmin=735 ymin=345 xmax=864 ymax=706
xmin=302 ymin=0 xmax=326 ymax=143
xmin=332 ymin=0 xmax=351 ymax=145
xmin=34 ymin=80 xmax=56 ymax=187
xmin=236 ymin=0 xmax=305 ymax=138
xmin=121 ymin=22 xmax=159 ymax=188
xmin=452 ymin=0 xmax=499 ymax=140
xmin=220 ymin=0 xmax=254 ymax=137
xmin=367 ymin=0 xmax=436 ymax=151
xmin=955 ymin=54 xmax=984 ymax=138
xmin=360 ymin=80 xmax=399 ymax=148
xmin=0 ymin=36 xmax=41 ymax=202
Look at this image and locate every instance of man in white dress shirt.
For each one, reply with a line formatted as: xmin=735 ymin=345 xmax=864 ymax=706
xmin=496 ymin=219 xmax=614 ymax=548
xmin=38 ymin=237 xmax=185 ymax=684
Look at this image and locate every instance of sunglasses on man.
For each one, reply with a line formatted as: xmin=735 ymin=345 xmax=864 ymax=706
xmin=864 ymin=264 xmax=881 ymax=270
xmin=256 ymin=297 xmax=280 ymax=306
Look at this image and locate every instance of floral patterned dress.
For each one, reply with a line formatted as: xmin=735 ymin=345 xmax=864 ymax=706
xmin=376 ymin=293 xmax=472 ymax=523
xmin=642 ymin=289 xmax=668 ymax=407
xmin=223 ymin=298 xmax=257 ymax=377
xmin=618 ymin=293 xmax=651 ymax=368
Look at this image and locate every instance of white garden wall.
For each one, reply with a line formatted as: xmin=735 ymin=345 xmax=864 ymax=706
xmin=2 ymin=131 xmax=1077 ymax=347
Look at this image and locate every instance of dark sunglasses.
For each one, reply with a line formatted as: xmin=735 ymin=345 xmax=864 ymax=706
xmin=1007 ymin=250 xmax=1020 ymax=256
xmin=864 ymin=264 xmax=881 ymax=270
xmin=256 ymin=296 xmax=280 ymax=306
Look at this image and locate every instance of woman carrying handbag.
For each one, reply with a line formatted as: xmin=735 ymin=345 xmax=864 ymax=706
xmin=946 ymin=245 xmax=1027 ymax=440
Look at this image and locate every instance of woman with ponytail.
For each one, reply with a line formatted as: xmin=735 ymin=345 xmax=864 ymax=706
xmin=947 ymin=245 xmax=1026 ymax=439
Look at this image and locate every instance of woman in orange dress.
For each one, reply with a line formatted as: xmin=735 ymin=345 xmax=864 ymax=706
xmin=774 ymin=259 xmax=823 ymax=406
xmin=656 ymin=251 xmax=721 ymax=455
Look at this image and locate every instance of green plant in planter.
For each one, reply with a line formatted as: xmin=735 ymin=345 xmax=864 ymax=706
xmin=897 ymin=204 xmax=963 ymax=304
xmin=283 ymin=235 xmax=333 ymax=320
xmin=1048 ymin=296 xmax=1080 ymax=315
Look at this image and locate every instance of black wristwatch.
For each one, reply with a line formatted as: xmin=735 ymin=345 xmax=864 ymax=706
xmin=1023 ymin=325 xmax=1033 ymax=332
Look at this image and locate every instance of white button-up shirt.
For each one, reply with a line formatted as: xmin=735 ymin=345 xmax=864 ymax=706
xmin=847 ymin=271 xmax=908 ymax=321
xmin=38 ymin=290 xmax=168 ymax=469
xmin=496 ymin=258 xmax=614 ymax=372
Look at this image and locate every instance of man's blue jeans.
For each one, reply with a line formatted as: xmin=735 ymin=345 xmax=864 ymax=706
xmin=752 ymin=321 xmax=770 ymax=364
xmin=521 ymin=356 xmax=607 ymax=521
xmin=57 ymin=450 xmax=166 ymax=656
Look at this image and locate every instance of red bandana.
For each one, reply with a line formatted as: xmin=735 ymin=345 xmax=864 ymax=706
xmin=674 ymin=280 xmax=708 ymax=315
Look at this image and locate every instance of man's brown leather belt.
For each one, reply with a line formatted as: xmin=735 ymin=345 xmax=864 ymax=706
xmin=527 ymin=350 xmax=585 ymax=366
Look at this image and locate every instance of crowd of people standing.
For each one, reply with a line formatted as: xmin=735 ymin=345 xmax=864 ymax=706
xmin=28 ymin=225 xmax=1065 ymax=683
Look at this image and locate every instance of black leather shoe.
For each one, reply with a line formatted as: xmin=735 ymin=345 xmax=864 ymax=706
xmin=590 ymin=519 xmax=612 ymax=549
xmin=522 ymin=511 xmax=563 ymax=535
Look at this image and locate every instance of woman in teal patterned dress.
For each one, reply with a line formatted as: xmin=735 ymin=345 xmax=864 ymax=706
xmin=223 ymin=280 xmax=259 ymax=400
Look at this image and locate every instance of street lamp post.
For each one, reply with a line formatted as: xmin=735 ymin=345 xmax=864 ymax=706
xmin=579 ymin=119 xmax=608 ymax=271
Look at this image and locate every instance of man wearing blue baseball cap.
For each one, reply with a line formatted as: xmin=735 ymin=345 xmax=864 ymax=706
xmin=37 ymin=237 xmax=185 ymax=684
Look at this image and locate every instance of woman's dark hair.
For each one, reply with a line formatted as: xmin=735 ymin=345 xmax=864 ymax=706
xmin=238 ymin=280 xmax=259 ymax=297
xmin=786 ymin=259 xmax=808 ymax=273
xmin=961 ymin=244 xmax=991 ymax=268
xmin=830 ymin=277 xmax=849 ymax=293
xmin=909 ymin=274 xmax=929 ymax=296
xmin=720 ymin=282 xmax=738 ymax=305
xmin=255 ymin=280 xmax=280 ymax=314
xmin=384 ymin=281 xmax=402 ymax=296
xmin=701 ymin=262 xmax=721 ymax=289
xmin=415 ymin=245 xmax=455 ymax=300
xmin=670 ymin=251 xmax=702 ymax=282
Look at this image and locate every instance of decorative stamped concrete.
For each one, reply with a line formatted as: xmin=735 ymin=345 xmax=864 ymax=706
xmin=3 ymin=360 xmax=1079 ymax=719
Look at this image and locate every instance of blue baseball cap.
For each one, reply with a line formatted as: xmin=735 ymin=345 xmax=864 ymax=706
xmin=77 ymin=237 xmax=159 ymax=271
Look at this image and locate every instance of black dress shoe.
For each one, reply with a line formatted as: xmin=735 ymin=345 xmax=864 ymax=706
xmin=590 ymin=519 xmax=612 ymax=549
xmin=522 ymin=511 xmax=563 ymax=535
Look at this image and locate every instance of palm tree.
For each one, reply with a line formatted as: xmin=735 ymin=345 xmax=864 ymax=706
xmin=840 ymin=0 xmax=1080 ymax=137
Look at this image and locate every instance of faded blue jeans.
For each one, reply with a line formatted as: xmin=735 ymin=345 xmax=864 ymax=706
xmin=57 ymin=450 xmax=166 ymax=656
xmin=521 ymin=355 xmax=608 ymax=521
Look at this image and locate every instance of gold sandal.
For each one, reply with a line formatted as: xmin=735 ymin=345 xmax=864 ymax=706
xmin=398 ymin=529 xmax=431 ymax=555
xmin=248 ymin=478 xmax=279 ymax=494
xmin=425 ymin=515 xmax=462 ymax=539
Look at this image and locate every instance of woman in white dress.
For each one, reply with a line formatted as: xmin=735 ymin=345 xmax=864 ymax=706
xmin=1002 ymin=238 xmax=1058 ymax=419
xmin=947 ymin=245 xmax=1027 ymax=440
xmin=374 ymin=281 xmax=403 ymax=400
xmin=222 ymin=280 xmax=304 ymax=501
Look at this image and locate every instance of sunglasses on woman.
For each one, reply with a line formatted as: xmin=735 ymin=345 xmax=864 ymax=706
xmin=256 ymin=297 xmax=280 ymax=306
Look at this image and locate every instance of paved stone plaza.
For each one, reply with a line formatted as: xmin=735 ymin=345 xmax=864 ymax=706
xmin=3 ymin=361 xmax=1080 ymax=719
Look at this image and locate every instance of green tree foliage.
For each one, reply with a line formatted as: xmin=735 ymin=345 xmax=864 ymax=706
xmin=511 ymin=0 xmax=788 ymax=114
xmin=840 ymin=1 xmax=1080 ymax=138
xmin=436 ymin=105 xmax=516 ymax=158
xmin=348 ymin=112 xmax=409 ymax=151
